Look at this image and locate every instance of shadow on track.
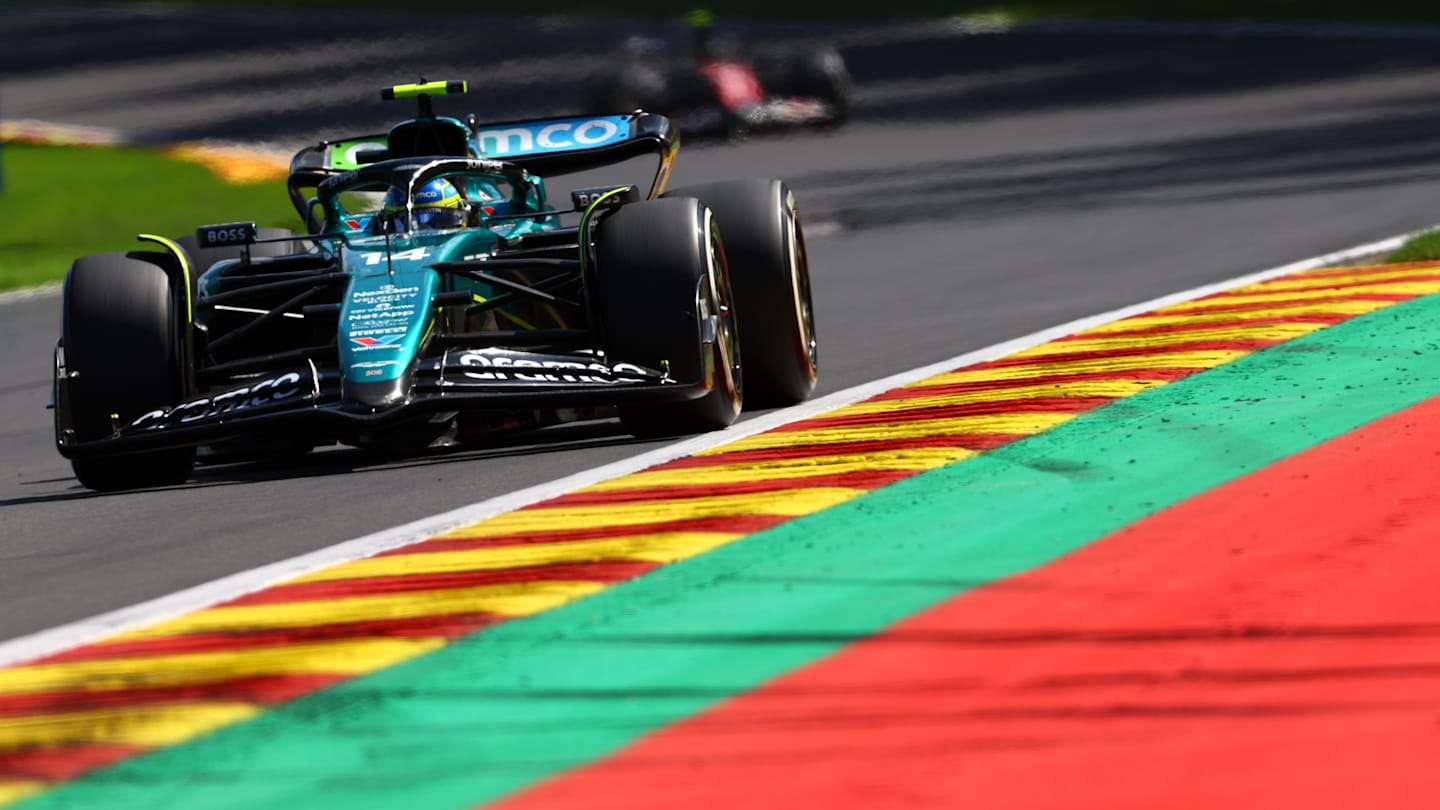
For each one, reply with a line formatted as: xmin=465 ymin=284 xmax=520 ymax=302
xmin=0 ymin=418 xmax=645 ymax=507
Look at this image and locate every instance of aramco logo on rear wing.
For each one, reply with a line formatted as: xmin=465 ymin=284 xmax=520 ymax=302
xmin=476 ymin=117 xmax=629 ymax=157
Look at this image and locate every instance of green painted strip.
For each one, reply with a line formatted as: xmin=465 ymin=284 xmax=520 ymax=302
xmin=22 ymin=295 xmax=1440 ymax=810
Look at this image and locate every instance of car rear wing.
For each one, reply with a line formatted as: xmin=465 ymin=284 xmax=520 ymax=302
xmin=469 ymin=112 xmax=678 ymax=182
xmin=287 ymin=111 xmax=679 ymax=225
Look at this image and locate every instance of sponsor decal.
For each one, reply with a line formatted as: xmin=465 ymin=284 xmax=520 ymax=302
xmin=349 ymin=325 xmax=408 ymax=335
xmin=344 ymin=282 xmax=425 ymax=345
xmin=363 ymin=248 xmax=429 ymax=266
xmin=350 ymin=284 xmax=421 ymax=304
xmin=475 ymin=117 xmax=628 ymax=157
xmin=195 ymin=222 xmax=257 ymax=248
xmin=571 ymin=185 xmax=639 ymax=210
xmin=455 ymin=352 xmax=652 ymax=385
xmin=351 ymin=334 xmax=403 ymax=348
xmin=322 ymin=169 xmax=361 ymax=192
xmin=131 ymin=372 xmax=311 ymax=430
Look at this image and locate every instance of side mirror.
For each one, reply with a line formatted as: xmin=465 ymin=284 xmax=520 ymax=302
xmin=306 ymin=199 xmax=325 ymax=234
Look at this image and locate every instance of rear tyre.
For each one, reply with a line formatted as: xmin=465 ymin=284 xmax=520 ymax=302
xmin=62 ymin=252 xmax=195 ymax=491
xmin=595 ymin=197 xmax=743 ymax=438
xmin=664 ymin=179 xmax=817 ymax=408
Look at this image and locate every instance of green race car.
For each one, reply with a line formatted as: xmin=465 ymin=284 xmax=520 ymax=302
xmin=51 ymin=81 xmax=818 ymax=491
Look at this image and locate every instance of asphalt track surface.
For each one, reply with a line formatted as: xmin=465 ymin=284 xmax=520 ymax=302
xmin=5 ymin=8 xmax=1440 ymax=642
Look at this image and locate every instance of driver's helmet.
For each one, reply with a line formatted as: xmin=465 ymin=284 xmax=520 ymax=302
xmin=382 ymin=178 xmax=467 ymax=233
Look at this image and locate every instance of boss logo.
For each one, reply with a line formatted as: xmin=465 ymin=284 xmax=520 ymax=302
xmin=196 ymin=221 xmax=257 ymax=248
xmin=571 ymin=185 xmax=639 ymax=210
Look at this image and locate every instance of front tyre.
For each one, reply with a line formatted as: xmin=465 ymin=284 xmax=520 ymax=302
xmin=665 ymin=178 xmax=817 ymax=408
xmin=595 ymin=197 xmax=743 ymax=438
xmin=62 ymin=252 xmax=195 ymax=490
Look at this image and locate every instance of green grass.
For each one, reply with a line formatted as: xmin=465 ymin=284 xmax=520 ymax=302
xmin=16 ymin=0 xmax=1440 ymax=24
xmin=1386 ymin=230 xmax=1440 ymax=263
xmin=0 ymin=144 xmax=299 ymax=291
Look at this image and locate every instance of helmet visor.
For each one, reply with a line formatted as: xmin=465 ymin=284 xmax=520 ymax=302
xmin=388 ymin=205 xmax=467 ymax=233
xmin=411 ymin=206 xmax=467 ymax=230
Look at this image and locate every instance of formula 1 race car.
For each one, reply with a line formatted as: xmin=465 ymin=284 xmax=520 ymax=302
xmin=50 ymin=80 xmax=818 ymax=491
xmin=579 ymin=13 xmax=851 ymax=138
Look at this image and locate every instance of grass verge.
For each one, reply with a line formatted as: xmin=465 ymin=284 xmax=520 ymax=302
xmin=0 ymin=144 xmax=299 ymax=291
xmin=1386 ymin=230 xmax=1440 ymax=263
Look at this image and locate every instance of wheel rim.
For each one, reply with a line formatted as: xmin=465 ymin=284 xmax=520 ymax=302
xmin=708 ymin=215 xmax=744 ymax=409
xmin=787 ymin=195 xmax=819 ymax=376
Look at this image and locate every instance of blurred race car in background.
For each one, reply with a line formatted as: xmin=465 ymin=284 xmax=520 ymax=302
xmin=50 ymin=80 xmax=819 ymax=491
xmin=580 ymin=10 xmax=851 ymax=138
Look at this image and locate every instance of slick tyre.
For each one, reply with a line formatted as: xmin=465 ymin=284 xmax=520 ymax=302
xmin=62 ymin=252 xmax=195 ymax=491
xmin=665 ymin=178 xmax=817 ymax=407
xmin=595 ymin=197 xmax=743 ymax=438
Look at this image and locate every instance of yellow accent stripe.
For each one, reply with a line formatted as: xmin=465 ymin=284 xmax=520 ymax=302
xmin=1080 ymin=299 xmax=1390 ymax=333
xmin=1169 ymin=281 xmax=1440 ymax=309
xmin=0 ymin=638 xmax=442 ymax=696
xmin=704 ymin=413 xmax=1078 ymax=455
xmin=1013 ymin=323 xmax=1325 ymax=357
xmin=0 ymin=781 xmax=45 ymax=807
xmin=438 ymin=488 xmax=864 ymax=538
xmin=916 ymin=351 xmax=1248 ymax=387
xmin=818 ymin=380 xmax=1167 ymax=420
xmin=291 ymin=533 xmax=744 ymax=584
xmin=0 ymin=703 xmax=257 ymax=750
xmin=118 ymin=583 xmax=603 ymax=642
xmin=137 ymin=233 xmax=193 ymax=322
xmin=583 ymin=448 xmax=978 ymax=491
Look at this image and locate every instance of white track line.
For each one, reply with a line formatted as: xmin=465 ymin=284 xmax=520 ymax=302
xmin=0 ymin=282 xmax=61 ymax=307
xmin=0 ymin=227 xmax=1432 ymax=669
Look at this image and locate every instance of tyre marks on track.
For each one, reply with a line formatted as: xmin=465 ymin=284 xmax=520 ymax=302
xmin=4 ymin=260 xmax=1440 ymax=805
